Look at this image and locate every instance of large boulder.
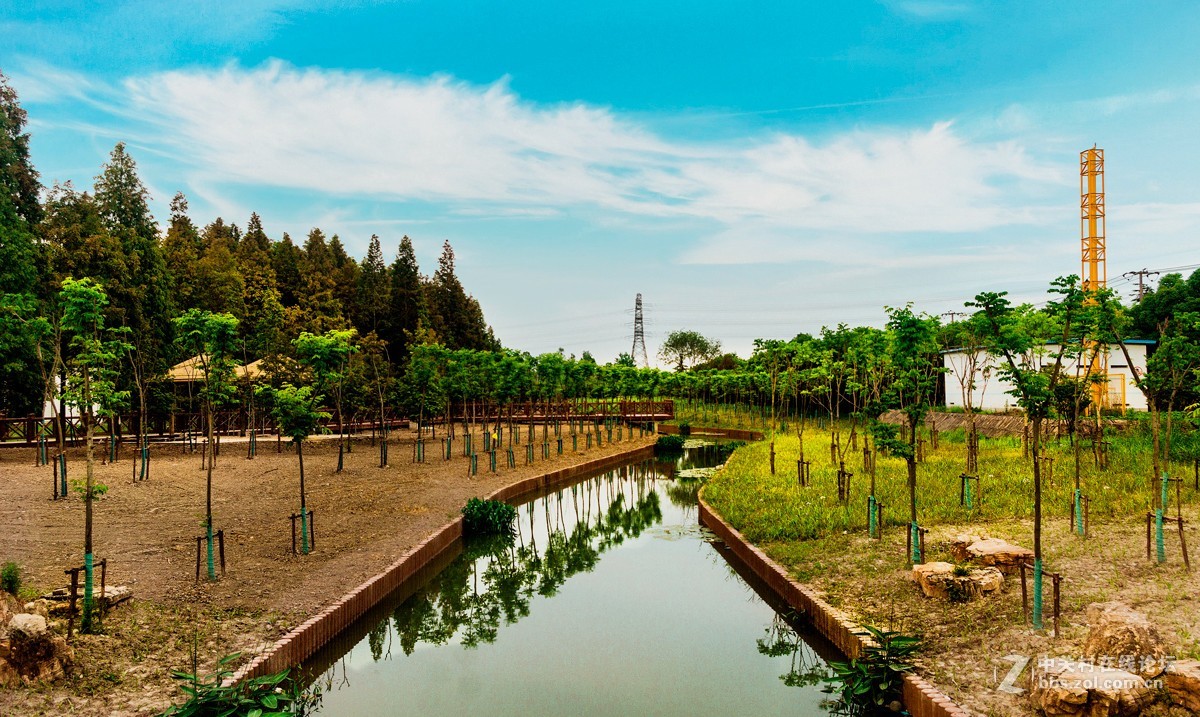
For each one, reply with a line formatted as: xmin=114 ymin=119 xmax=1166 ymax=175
xmin=0 ymin=612 xmax=73 ymax=687
xmin=912 ymin=561 xmax=1003 ymax=602
xmin=1030 ymin=658 xmax=1157 ymax=716
xmin=1082 ymin=602 xmax=1168 ymax=679
xmin=950 ymin=535 xmax=1034 ymax=575
xmin=1164 ymin=659 xmax=1200 ymax=713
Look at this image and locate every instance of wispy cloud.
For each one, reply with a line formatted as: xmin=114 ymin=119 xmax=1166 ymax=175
xmin=120 ymin=61 xmax=1063 ymax=243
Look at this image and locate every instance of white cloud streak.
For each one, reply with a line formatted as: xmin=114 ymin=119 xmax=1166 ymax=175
xmin=123 ymin=61 xmax=1065 ymax=238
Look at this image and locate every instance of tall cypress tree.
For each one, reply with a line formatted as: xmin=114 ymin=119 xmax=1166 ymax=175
xmin=430 ymin=240 xmax=493 ymax=350
xmin=238 ymin=213 xmax=285 ymax=357
xmin=271 ymin=232 xmax=303 ymax=308
xmin=384 ymin=235 xmax=424 ymax=359
xmin=356 ymin=234 xmax=390 ymax=336
xmin=328 ymin=235 xmax=360 ymax=325
xmin=197 ymin=217 xmax=245 ymax=316
xmin=93 ymin=143 xmax=173 ymax=397
xmin=0 ymin=71 xmax=43 ymax=413
xmin=162 ymin=193 xmax=204 ymax=313
xmin=297 ymin=228 xmax=343 ymax=332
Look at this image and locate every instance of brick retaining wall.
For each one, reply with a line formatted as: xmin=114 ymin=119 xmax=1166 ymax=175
xmin=697 ymin=497 xmax=971 ymax=717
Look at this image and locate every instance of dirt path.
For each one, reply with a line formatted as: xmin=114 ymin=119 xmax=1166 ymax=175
xmin=0 ymin=425 xmax=655 ymax=716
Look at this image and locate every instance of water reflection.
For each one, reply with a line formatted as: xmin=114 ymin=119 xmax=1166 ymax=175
xmin=305 ymin=444 xmax=842 ymax=717
xmin=363 ymin=465 xmax=664 ymax=658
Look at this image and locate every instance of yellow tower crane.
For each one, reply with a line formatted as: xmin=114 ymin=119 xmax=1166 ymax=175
xmin=1080 ymin=146 xmax=1113 ymax=412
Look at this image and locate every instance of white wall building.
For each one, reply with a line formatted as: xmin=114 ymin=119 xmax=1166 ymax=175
xmin=942 ymin=340 xmax=1154 ymax=412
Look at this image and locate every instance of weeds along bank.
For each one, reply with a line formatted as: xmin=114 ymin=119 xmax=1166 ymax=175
xmin=703 ymin=425 xmax=1194 ymax=542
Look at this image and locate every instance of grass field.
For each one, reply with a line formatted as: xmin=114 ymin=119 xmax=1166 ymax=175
xmin=702 ymin=422 xmax=1198 ymax=543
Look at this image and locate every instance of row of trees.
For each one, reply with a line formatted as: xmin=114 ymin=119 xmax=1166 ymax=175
xmin=0 ymin=71 xmax=497 ymax=423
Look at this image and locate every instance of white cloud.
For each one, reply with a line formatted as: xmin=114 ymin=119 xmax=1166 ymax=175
xmin=122 ymin=61 xmax=1065 ymax=241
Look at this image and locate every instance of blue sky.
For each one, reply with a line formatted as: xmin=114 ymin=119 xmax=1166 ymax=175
xmin=5 ymin=1 xmax=1200 ymax=361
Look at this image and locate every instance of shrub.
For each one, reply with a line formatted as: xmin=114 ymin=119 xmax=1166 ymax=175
xmin=678 ymin=421 xmax=692 ymax=437
xmin=825 ymin=626 xmax=920 ymax=712
xmin=655 ymin=434 xmax=685 ymax=453
xmin=158 ymin=653 xmax=319 ymax=716
xmin=1 ymin=562 xmax=19 ymax=595
xmin=461 ymin=498 xmax=517 ymax=537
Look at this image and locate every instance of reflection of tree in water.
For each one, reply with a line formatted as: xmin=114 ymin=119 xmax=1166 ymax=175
xmin=756 ymin=613 xmax=834 ymax=689
xmin=377 ymin=472 xmax=664 ymax=658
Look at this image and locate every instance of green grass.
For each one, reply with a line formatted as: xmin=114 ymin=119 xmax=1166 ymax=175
xmin=703 ymin=424 xmax=1198 ymax=543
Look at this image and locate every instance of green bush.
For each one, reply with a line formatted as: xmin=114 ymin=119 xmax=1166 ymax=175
xmin=825 ymin=626 xmax=920 ymax=713
xmin=655 ymin=434 xmax=685 ymax=453
xmin=678 ymin=421 xmax=692 ymax=437
xmin=461 ymin=498 xmax=517 ymax=537
xmin=1 ymin=562 xmax=20 ymax=595
xmin=158 ymin=653 xmax=319 ymax=716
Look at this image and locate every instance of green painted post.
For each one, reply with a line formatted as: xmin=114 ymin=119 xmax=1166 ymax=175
xmin=1074 ymin=488 xmax=1084 ymax=536
xmin=82 ymin=552 xmax=94 ymax=632
xmin=868 ymin=495 xmax=877 ymax=538
xmin=507 ymin=447 xmax=515 ymax=468
xmin=1158 ymin=473 xmax=1168 ymax=563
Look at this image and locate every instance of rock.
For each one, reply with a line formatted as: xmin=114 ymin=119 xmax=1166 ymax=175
xmin=1082 ymin=602 xmax=1168 ymax=679
xmin=950 ymin=535 xmax=1034 ymax=575
xmin=2 ymin=613 xmax=73 ymax=687
xmin=8 ymin=613 xmax=47 ymax=640
xmin=23 ymin=599 xmax=50 ymax=620
xmin=912 ymin=561 xmax=1003 ymax=602
xmin=1030 ymin=658 xmax=1157 ymax=716
xmin=1164 ymin=659 xmax=1200 ymax=713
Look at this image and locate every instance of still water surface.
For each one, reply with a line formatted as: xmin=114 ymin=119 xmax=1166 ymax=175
xmin=304 ymin=445 xmax=841 ymax=716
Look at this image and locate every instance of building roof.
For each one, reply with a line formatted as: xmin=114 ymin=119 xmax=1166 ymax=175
xmin=942 ymin=339 xmax=1156 ymax=355
xmin=169 ymin=356 xmax=266 ymax=383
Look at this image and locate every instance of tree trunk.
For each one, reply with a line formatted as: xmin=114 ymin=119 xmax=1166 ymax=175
xmin=1031 ymin=414 xmax=1044 ymax=630
xmin=82 ymin=405 xmax=95 ymax=632
xmin=205 ymin=403 xmax=215 ymax=580
xmin=299 ymin=440 xmax=309 ymax=554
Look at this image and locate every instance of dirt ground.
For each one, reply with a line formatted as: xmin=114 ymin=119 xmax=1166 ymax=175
xmin=762 ymin=517 xmax=1200 ymax=716
xmin=0 ymin=425 xmax=654 ymax=716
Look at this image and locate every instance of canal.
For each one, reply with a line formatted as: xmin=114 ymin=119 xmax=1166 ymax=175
xmin=301 ymin=443 xmax=844 ymax=716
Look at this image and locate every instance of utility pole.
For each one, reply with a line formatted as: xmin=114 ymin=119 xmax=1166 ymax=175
xmin=631 ymin=293 xmax=649 ymax=368
xmin=941 ymin=311 xmax=967 ymax=324
xmin=1122 ymin=268 xmax=1159 ymax=302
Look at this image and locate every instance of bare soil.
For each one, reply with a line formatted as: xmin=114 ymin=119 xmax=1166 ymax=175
xmin=0 ymin=426 xmax=654 ymax=716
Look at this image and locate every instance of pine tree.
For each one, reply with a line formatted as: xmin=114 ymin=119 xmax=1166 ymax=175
xmin=296 ymin=228 xmax=343 ymax=332
xmin=162 ymin=193 xmax=204 ymax=313
xmin=271 ymin=232 xmax=303 ymax=308
xmin=429 ymin=240 xmax=494 ymax=350
xmin=384 ymin=235 xmax=425 ymax=359
xmin=0 ymin=71 xmax=43 ymax=413
xmin=328 ymin=235 xmax=360 ymax=325
xmin=237 ymin=213 xmax=285 ymax=357
xmin=41 ymin=183 xmax=129 ymax=297
xmin=356 ymin=234 xmax=390 ymax=336
xmin=197 ymin=217 xmax=245 ymax=316
xmin=93 ymin=143 xmax=173 ymax=392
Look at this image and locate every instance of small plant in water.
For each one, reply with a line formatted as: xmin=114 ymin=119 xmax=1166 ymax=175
xmin=655 ymin=434 xmax=685 ymax=453
xmin=824 ymin=626 xmax=920 ymax=715
xmin=1 ymin=561 xmax=20 ymax=595
xmin=158 ymin=652 xmax=320 ymax=716
xmin=461 ymin=497 xmax=517 ymax=537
